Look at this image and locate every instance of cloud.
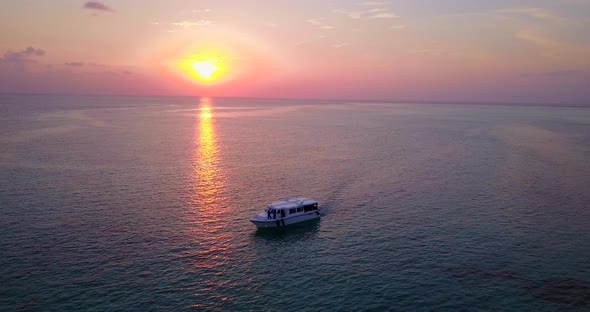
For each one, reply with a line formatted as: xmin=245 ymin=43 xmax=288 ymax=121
xmin=515 ymin=29 xmax=560 ymax=57
xmin=371 ymin=12 xmax=398 ymax=19
xmin=83 ymin=2 xmax=113 ymax=12
xmin=307 ymin=18 xmax=335 ymax=33
xmin=0 ymin=47 xmax=45 ymax=65
xmin=446 ymin=6 xmax=567 ymax=25
xmin=360 ymin=1 xmax=388 ymax=5
xmin=497 ymin=8 xmax=565 ymax=23
xmin=170 ymin=20 xmax=212 ymax=27
xmin=307 ymin=18 xmax=323 ymax=25
xmin=522 ymin=69 xmax=586 ymax=77
xmin=410 ymin=48 xmax=444 ymax=56
xmin=348 ymin=12 xmax=362 ymax=19
xmin=438 ymin=6 xmax=590 ymax=64
xmin=390 ymin=24 xmax=406 ymax=30
xmin=100 ymin=70 xmax=132 ymax=76
xmin=64 ymin=62 xmax=84 ymax=67
xmin=332 ymin=7 xmax=399 ymax=20
xmin=152 ymin=20 xmax=213 ymax=30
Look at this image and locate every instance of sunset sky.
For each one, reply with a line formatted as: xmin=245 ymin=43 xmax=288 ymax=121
xmin=1 ymin=0 xmax=589 ymax=104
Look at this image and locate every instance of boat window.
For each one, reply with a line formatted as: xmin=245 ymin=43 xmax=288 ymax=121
xmin=297 ymin=207 xmax=303 ymax=213
xmin=289 ymin=208 xmax=296 ymax=214
xmin=304 ymin=204 xmax=317 ymax=212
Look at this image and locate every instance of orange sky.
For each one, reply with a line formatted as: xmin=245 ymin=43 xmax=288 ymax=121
xmin=1 ymin=1 xmax=589 ymax=104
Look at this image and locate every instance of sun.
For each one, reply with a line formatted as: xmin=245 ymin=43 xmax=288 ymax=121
xmin=175 ymin=53 xmax=227 ymax=84
xmin=191 ymin=61 xmax=218 ymax=80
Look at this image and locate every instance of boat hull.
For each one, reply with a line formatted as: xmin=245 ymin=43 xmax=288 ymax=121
xmin=250 ymin=211 xmax=321 ymax=228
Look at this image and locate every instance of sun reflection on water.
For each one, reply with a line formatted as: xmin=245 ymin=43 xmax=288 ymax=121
xmin=183 ymin=97 xmax=238 ymax=308
xmin=193 ymin=97 xmax=224 ymax=205
xmin=186 ymin=97 xmax=231 ymax=269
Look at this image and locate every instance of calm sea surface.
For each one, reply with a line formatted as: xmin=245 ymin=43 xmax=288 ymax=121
xmin=1 ymin=95 xmax=590 ymax=311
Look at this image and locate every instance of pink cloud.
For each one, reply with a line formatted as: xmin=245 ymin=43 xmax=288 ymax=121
xmin=0 ymin=47 xmax=46 ymax=72
xmin=83 ymin=1 xmax=113 ymax=12
xmin=0 ymin=47 xmax=45 ymax=64
xmin=64 ymin=62 xmax=84 ymax=67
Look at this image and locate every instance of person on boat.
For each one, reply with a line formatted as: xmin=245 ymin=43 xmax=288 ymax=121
xmin=267 ymin=209 xmax=271 ymax=219
xmin=272 ymin=209 xmax=277 ymax=219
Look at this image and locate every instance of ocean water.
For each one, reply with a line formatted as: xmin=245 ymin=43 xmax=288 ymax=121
xmin=1 ymin=94 xmax=590 ymax=311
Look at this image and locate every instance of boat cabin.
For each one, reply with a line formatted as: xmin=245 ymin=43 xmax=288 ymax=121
xmin=250 ymin=197 xmax=320 ymax=228
xmin=265 ymin=202 xmax=318 ymax=219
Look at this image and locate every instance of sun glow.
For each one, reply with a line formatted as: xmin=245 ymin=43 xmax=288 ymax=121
xmin=167 ymin=40 xmax=271 ymax=87
xmin=192 ymin=61 xmax=218 ymax=80
xmin=177 ymin=55 xmax=226 ymax=84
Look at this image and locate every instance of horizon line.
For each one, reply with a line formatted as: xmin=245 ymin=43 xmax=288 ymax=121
xmin=0 ymin=91 xmax=588 ymax=108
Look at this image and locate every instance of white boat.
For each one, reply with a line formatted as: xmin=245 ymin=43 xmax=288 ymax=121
xmin=250 ymin=197 xmax=320 ymax=228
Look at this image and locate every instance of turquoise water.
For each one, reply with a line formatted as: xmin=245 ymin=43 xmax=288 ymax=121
xmin=1 ymin=95 xmax=590 ymax=311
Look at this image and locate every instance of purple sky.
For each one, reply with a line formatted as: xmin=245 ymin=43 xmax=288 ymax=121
xmin=1 ymin=0 xmax=589 ymax=104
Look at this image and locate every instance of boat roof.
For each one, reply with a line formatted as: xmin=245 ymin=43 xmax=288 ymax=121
xmin=267 ymin=197 xmax=317 ymax=210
